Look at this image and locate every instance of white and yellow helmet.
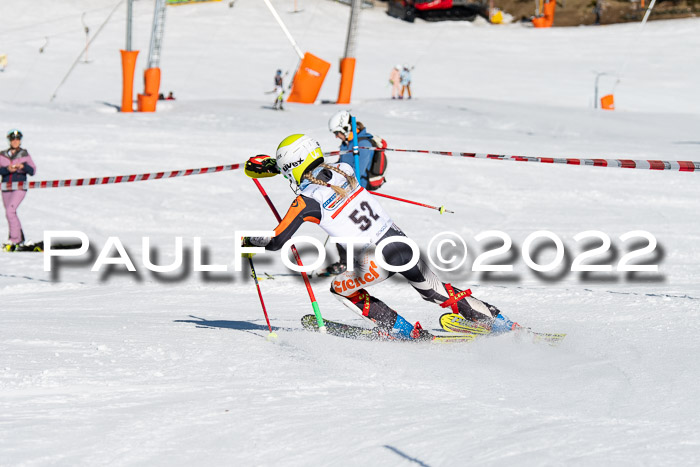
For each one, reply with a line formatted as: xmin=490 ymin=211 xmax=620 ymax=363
xmin=276 ymin=134 xmax=324 ymax=188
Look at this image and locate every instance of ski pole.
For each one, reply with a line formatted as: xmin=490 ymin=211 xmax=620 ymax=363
xmin=252 ymin=179 xmax=326 ymax=333
xmin=247 ymin=254 xmax=277 ymax=341
xmin=369 ymin=191 xmax=454 ymax=214
xmin=351 ymin=116 xmax=360 ymax=184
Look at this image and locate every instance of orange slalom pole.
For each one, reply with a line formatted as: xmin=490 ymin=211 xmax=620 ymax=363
xmin=252 ymin=179 xmax=326 ymax=332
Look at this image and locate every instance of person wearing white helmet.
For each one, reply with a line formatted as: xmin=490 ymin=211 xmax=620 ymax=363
xmin=327 ymin=110 xmax=380 ymax=275
xmin=242 ymin=135 xmax=519 ymax=340
xmin=327 ymin=110 xmax=377 ymax=191
xmin=389 ymin=65 xmax=401 ymax=99
xmin=1 ymin=129 xmax=37 ymax=251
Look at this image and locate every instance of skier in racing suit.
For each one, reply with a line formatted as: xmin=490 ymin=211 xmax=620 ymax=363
xmin=243 ymin=134 xmax=519 ymax=340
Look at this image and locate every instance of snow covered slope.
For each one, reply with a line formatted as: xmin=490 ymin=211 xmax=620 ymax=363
xmin=1 ymin=1 xmax=699 ymax=465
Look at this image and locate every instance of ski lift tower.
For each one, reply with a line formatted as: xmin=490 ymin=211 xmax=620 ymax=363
xmin=138 ymin=0 xmax=167 ymax=112
xmin=337 ymin=0 xmax=361 ymax=104
xmin=120 ymin=0 xmax=139 ymax=112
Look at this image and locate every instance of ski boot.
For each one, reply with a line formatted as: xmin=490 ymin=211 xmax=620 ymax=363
xmin=441 ymin=284 xmax=505 ymax=325
xmin=391 ymin=315 xmax=432 ymax=341
xmin=410 ymin=321 xmax=433 ymax=341
xmin=490 ymin=314 xmax=521 ymax=334
xmin=2 ymin=243 xmax=18 ymax=252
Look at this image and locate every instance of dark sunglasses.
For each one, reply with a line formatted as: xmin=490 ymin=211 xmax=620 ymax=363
xmin=8 ymin=135 xmax=21 ymax=141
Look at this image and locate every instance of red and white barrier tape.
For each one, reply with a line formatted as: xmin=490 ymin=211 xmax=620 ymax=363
xmin=2 ymin=146 xmax=696 ymax=191
xmin=326 ymin=147 xmax=700 ymax=173
xmin=0 ymin=163 xmax=241 ymax=191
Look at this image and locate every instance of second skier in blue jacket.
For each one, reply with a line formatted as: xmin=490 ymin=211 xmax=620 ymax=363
xmin=328 ymin=110 xmax=374 ymax=189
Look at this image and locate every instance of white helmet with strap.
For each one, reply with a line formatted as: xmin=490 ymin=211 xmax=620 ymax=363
xmin=275 ymin=134 xmax=324 ymax=189
xmin=328 ymin=110 xmax=351 ymax=138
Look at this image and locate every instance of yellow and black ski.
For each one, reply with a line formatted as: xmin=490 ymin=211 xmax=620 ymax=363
xmin=439 ymin=313 xmax=566 ymax=345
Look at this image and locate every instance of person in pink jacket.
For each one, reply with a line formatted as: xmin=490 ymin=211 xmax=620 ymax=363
xmin=1 ymin=129 xmax=36 ymax=250
xmin=389 ymin=65 xmax=401 ymax=99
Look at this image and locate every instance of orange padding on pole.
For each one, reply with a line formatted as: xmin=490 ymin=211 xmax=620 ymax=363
xmin=120 ymin=50 xmax=139 ymax=113
xmin=601 ymin=94 xmax=615 ymax=110
xmin=287 ymin=52 xmax=331 ymax=104
xmin=336 ymin=57 xmax=356 ymax=104
xmin=532 ymin=16 xmax=548 ymax=27
xmin=532 ymin=0 xmax=556 ymax=27
xmin=137 ymin=67 xmax=161 ymax=112
xmin=543 ymin=0 xmax=556 ymax=25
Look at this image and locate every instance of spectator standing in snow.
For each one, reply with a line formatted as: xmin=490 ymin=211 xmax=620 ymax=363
xmin=389 ymin=65 xmax=401 ymax=99
xmin=593 ymin=0 xmax=604 ymax=25
xmin=272 ymin=69 xmax=285 ymax=110
xmin=1 ymin=129 xmax=36 ymax=251
xmin=400 ymin=65 xmax=412 ymax=99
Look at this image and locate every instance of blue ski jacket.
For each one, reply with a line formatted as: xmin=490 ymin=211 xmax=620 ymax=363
xmin=338 ymin=128 xmax=374 ymax=189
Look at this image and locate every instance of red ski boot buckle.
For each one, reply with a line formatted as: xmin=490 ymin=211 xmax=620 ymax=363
xmin=349 ymin=289 xmax=372 ymax=317
xmin=410 ymin=321 xmax=424 ymax=339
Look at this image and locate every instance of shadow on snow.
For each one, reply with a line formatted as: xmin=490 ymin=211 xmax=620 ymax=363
xmin=174 ymin=315 xmax=296 ymax=334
